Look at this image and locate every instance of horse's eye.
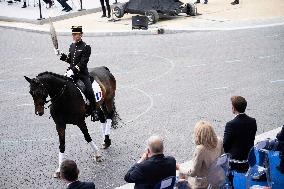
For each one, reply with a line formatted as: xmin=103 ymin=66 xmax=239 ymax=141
xmin=36 ymin=91 xmax=42 ymax=96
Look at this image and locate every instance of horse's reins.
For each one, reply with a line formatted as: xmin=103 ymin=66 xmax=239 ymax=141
xmin=45 ymin=83 xmax=68 ymax=108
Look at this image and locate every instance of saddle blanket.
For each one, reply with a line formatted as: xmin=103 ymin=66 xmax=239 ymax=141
xmin=78 ymin=80 xmax=103 ymax=104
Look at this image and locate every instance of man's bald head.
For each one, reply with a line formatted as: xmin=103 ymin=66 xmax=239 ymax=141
xmin=147 ymin=135 xmax=164 ymax=154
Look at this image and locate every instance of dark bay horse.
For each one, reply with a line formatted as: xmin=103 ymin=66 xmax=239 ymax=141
xmin=24 ymin=66 xmax=119 ymax=177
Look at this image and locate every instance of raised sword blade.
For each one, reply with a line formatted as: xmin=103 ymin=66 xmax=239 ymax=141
xmin=49 ymin=18 xmax=58 ymax=50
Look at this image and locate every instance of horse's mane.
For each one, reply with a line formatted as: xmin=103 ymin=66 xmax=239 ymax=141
xmin=37 ymin=71 xmax=70 ymax=81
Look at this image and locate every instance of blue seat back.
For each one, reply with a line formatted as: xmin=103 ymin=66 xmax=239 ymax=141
xmin=153 ymin=176 xmax=176 ymax=189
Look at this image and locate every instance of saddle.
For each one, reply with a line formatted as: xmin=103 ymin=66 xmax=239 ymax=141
xmin=75 ymin=76 xmax=103 ymax=105
xmin=76 ymin=76 xmax=95 ymax=94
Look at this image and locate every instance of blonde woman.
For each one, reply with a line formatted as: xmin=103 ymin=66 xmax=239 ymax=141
xmin=177 ymin=121 xmax=224 ymax=189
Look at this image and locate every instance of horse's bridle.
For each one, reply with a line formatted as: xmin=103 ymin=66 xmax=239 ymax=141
xmin=35 ymin=77 xmax=68 ymax=108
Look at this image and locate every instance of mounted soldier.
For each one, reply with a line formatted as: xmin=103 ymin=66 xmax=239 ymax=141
xmin=54 ymin=26 xmax=98 ymax=121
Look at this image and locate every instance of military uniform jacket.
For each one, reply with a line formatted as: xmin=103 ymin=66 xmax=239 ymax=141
xmin=61 ymin=40 xmax=91 ymax=79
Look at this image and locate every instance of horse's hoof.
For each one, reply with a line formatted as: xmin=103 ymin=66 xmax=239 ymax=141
xmin=101 ymin=139 xmax=111 ymax=149
xmin=53 ymin=172 xmax=60 ymax=179
xmin=94 ymin=155 xmax=102 ymax=162
xmin=101 ymin=143 xmax=111 ymax=149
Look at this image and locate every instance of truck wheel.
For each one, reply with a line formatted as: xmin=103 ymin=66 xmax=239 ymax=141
xmin=186 ymin=3 xmax=197 ymax=16
xmin=146 ymin=10 xmax=159 ymax=24
xmin=113 ymin=4 xmax=125 ymax=18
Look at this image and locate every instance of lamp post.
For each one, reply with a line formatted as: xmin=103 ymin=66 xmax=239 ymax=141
xmin=78 ymin=0 xmax=85 ymax=11
xmin=37 ymin=0 xmax=44 ymax=20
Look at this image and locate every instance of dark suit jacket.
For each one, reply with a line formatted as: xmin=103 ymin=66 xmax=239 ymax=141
xmin=276 ymin=125 xmax=284 ymax=155
xmin=61 ymin=40 xmax=91 ymax=77
xmin=67 ymin=180 xmax=95 ymax=189
xmin=223 ymin=114 xmax=257 ymax=160
xmin=276 ymin=125 xmax=284 ymax=141
xmin=124 ymin=154 xmax=176 ymax=189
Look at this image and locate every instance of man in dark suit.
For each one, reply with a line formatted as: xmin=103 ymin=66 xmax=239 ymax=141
xmin=223 ymin=96 xmax=257 ymax=187
xmin=124 ymin=135 xmax=176 ymax=189
xmin=60 ymin=159 xmax=96 ymax=189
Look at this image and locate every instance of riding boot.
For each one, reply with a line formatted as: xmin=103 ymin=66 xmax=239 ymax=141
xmin=102 ymin=135 xmax=111 ymax=149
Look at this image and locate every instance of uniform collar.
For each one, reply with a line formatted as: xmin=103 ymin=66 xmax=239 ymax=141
xmin=75 ymin=40 xmax=83 ymax=45
xmin=67 ymin=180 xmax=79 ymax=187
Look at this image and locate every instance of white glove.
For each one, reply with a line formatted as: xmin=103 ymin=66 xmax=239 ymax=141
xmin=54 ymin=48 xmax=61 ymax=56
xmin=64 ymin=69 xmax=74 ymax=77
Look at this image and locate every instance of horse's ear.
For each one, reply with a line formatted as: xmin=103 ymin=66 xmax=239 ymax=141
xmin=24 ymin=76 xmax=32 ymax=83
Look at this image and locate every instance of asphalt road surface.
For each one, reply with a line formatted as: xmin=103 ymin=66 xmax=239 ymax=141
xmin=0 ymin=26 xmax=283 ymax=189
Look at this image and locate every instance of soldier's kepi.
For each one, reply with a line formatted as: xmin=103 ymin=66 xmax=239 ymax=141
xmin=54 ymin=26 xmax=99 ymax=121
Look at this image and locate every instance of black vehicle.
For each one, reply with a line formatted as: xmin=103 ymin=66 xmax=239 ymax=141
xmin=113 ymin=0 xmax=197 ymax=24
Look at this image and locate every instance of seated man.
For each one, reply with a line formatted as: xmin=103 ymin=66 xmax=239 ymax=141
xmin=124 ymin=135 xmax=176 ymax=189
xmin=60 ymin=159 xmax=96 ymax=189
xmin=223 ymin=96 xmax=257 ymax=188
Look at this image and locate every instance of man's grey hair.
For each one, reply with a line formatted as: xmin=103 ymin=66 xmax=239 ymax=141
xmin=147 ymin=135 xmax=164 ymax=154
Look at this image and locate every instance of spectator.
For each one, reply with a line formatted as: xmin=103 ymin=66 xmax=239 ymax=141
xmin=223 ymin=96 xmax=257 ymax=188
xmin=60 ymin=159 xmax=96 ymax=189
xmin=276 ymin=125 xmax=284 ymax=174
xmin=22 ymin=0 xmax=27 ymax=8
xmin=21 ymin=0 xmax=53 ymax=8
xmin=100 ymin=0 xmax=111 ymax=18
xmin=43 ymin=0 xmax=53 ymax=8
xmin=177 ymin=121 xmax=224 ymax=189
xmin=124 ymin=135 xmax=176 ymax=189
xmin=57 ymin=0 xmax=72 ymax=12
xmin=231 ymin=0 xmax=239 ymax=5
xmin=195 ymin=0 xmax=208 ymax=4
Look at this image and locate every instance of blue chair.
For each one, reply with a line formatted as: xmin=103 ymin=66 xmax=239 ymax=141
xmin=153 ymin=176 xmax=176 ymax=189
xmin=245 ymin=139 xmax=273 ymax=189
xmin=229 ymin=140 xmax=267 ymax=189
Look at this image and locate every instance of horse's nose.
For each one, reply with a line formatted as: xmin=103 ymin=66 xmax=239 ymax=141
xmin=38 ymin=112 xmax=44 ymax=116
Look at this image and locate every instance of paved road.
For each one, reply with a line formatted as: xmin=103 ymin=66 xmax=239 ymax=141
xmin=0 ymin=26 xmax=283 ymax=189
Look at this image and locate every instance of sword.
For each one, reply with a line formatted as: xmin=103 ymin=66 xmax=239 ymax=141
xmin=49 ymin=17 xmax=59 ymax=50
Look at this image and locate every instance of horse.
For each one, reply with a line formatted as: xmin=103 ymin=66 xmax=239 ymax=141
xmin=24 ymin=66 xmax=120 ymax=178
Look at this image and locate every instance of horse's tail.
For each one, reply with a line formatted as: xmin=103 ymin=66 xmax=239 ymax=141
xmin=111 ymin=98 xmax=122 ymax=129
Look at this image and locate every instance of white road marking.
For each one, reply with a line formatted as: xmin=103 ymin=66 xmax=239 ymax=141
xmin=120 ymin=85 xmax=154 ymax=124
xmin=209 ymin=86 xmax=229 ymax=90
xmin=94 ymin=51 xmax=176 ymax=87
xmin=265 ymin=34 xmax=279 ymax=38
xmin=0 ymin=91 xmax=29 ymax=96
xmin=17 ymin=103 xmax=34 ymax=107
xmin=270 ymin=79 xmax=284 ymax=83
xmin=258 ymin=55 xmax=271 ymax=59
xmin=131 ymin=54 xmax=175 ymax=87
xmin=225 ymin=59 xmax=241 ymax=63
xmin=186 ymin=64 xmax=207 ymax=68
